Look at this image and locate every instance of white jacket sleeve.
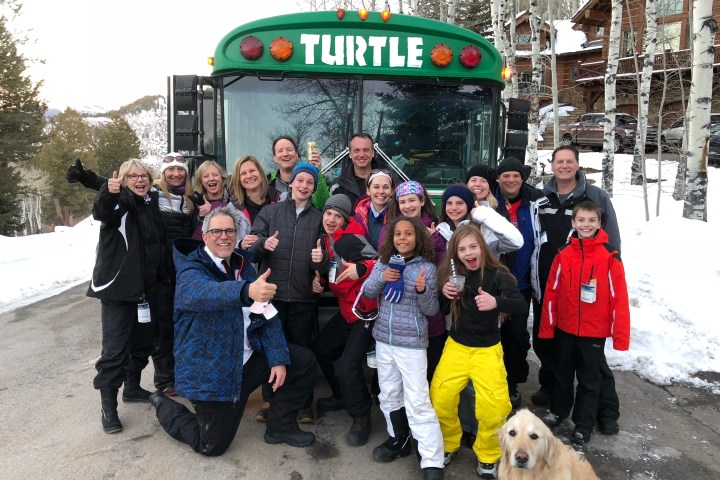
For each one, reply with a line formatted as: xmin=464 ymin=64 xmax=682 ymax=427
xmin=472 ymin=205 xmax=524 ymax=254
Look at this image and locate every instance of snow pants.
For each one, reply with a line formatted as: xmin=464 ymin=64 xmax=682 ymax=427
xmin=430 ymin=338 xmax=511 ymax=464
xmin=376 ymin=341 xmax=444 ymax=469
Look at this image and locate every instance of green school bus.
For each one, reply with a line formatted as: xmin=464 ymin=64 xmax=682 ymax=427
xmin=168 ymin=10 xmax=527 ymax=198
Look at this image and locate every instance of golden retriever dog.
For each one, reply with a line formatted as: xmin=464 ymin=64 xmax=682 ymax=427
xmin=497 ymin=409 xmax=599 ymax=480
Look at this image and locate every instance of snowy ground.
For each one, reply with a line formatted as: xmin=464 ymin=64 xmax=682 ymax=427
xmin=1 ymin=151 xmax=718 ymax=392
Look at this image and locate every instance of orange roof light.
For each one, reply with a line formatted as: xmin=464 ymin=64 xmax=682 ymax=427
xmin=270 ymin=37 xmax=293 ymax=61
xmin=430 ymin=44 xmax=453 ymax=68
xmin=358 ymin=8 xmax=369 ymax=21
xmin=381 ymin=9 xmax=391 ymax=22
xmin=502 ymin=66 xmax=514 ymax=80
xmin=207 ymin=57 xmax=214 ymax=66
xmin=240 ymin=36 xmax=263 ymax=60
xmin=459 ymin=45 xmax=482 ymax=69
xmin=337 ymin=8 xmax=346 ymax=20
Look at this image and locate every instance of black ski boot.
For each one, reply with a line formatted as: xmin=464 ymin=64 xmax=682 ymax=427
xmin=372 ymin=407 xmax=411 ymax=462
xmin=122 ymin=372 xmax=152 ymax=403
xmin=100 ymin=388 xmax=123 ymax=434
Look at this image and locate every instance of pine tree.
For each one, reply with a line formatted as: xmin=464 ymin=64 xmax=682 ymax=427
xmin=95 ymin=114 xmax=141 ymax=175
xmin=36 ymin=108 xmax=98 ymax=224
xmin=0 ymin=162 xmax=24 ymax=235
xmin=0 ymin=8 xmax=47 ymax=234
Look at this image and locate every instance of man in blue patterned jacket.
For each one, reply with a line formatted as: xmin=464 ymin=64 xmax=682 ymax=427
xmin=149 ymin=206 xmax=317 ymax=455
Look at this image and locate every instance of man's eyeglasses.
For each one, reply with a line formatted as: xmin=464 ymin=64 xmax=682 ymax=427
xmin=127 ymin=174 xmax=150 ymax=181
xmin=163 ymin=154 xmax=187 ymax=163
xmin=206 ymin=228 xmax=238 ymax=237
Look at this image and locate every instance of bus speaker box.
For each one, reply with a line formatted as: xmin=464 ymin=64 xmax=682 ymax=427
xmin=174 ymin=114 xmax=199 ymax=152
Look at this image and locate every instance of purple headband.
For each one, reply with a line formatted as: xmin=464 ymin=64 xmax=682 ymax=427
xmin=395 ymin=180 xmax=424 ymax=199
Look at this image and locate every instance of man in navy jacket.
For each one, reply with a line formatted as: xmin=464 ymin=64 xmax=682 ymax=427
xmin=149 ymin=206 xmax=317 ymax=455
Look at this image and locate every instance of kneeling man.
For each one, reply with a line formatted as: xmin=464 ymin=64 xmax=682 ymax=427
xmin=150 ymin=206 xmax=316 ymax=455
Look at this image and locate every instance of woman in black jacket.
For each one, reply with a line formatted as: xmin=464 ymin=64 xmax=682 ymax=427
xmin=87 ymin=159 xmax=168 ymax=434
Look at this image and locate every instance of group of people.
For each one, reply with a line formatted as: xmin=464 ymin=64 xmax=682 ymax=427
xmin=68 ymin=135 xmax=630 ymax=480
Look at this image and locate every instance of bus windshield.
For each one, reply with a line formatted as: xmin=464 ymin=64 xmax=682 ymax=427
xmin=223 ymin=75 xmax=498 ymax=187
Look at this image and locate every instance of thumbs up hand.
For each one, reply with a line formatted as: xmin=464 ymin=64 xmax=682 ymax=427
xmin=415 ymin=267 xmax=427 ymax=293
xmin=108 ymin=170 xmax=121 ymax=194
xmin=198 ymin=195 xmax=212 ymax=217
xmin=312 ymin=271 xmax=324 ymax=294
xmin=249 ymin=268 xmax=277 ymax=303
xmin=311 ymin=239 xmax=323 ymax=264
xmin=264 ymin=231 xmax=280 ymax=252
xmin=475 ymin=287 xmax=497 ymax=312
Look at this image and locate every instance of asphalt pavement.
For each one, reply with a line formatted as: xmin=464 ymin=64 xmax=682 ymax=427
xmin=1 ymin=284 xmax=718 ymax=480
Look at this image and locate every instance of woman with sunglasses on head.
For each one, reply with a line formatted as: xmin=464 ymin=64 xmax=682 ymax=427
xmin=229 ymin=155 xmax=282 ymax=249
xmin=87 ymin=159 xmax=169 ymax=434
xmin=66 ymin=152 xmax=196 ymax=397
xmin=191 ymin=160 xmax=248 ymax=241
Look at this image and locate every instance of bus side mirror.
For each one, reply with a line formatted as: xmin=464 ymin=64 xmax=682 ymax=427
xmin=504 ymin=98 xmax=530 ymax=162
xmin=170 ymin=75 xmax=200 ymax=153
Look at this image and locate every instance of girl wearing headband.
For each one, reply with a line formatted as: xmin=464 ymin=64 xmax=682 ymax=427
xmin=352 ymin=169 xmax=395 ymax=250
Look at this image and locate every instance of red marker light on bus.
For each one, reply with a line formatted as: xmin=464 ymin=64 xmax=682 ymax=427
xmin=359 ymin=9 xmax=369 ymax=21
xmin=337 ymin=8 xmax=346 ymax=20
xmin=270 ymin=37 xmax=293 ymax=61
xmin=381 ymin=9 xmax=391 ymax=22
xmin=459 ymin=45 xmax=481 ymax=69
xmin=430 ymin=44 xmax=453 ymax=68
xmin=240 ymin=36 xmax=264 ymax=60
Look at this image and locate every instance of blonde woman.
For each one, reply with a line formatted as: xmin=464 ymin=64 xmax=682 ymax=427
xmin=87 ymin=159 xmax=168 ymax=434
xmin=191 ymin=160 xmax=247 ymax=240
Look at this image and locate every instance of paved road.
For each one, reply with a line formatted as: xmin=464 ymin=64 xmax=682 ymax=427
xmin=1 ymin=285 xmax=718 ymax=479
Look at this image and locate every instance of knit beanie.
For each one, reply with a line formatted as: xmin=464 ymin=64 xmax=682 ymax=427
xmin=160 ymin=152 xmax=189 ymax=176
xmin=323 ymin=194 xmax=353 ymax=221
xmin=290 ymin=162 xmax=319 ymax=192
xmin=442 ymin=185 xmax=475 ymax=214
xmin=465 ymin=164 xmax=498 ymax=192
xmin=395 ymin=180 xmax=425 ymax=199
xmin=496 ymin=156 xmax=528 ymax=181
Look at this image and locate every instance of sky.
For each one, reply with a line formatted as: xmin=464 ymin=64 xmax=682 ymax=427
xmin=13 ymin=0 xmax=306 ymax=110
xmin=1 ymin=150 xmax=718 ymax=392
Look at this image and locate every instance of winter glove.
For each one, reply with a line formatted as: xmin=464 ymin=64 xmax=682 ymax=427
xmin=66 ymin=158 xmax=99 ymax=189
xmin=435 ymin=222 xmax=453 ymax=242
xmin=190 ymin=191 xmax=205 ymax=206
xmin=382 ymin=254 xmax=406 ymax=304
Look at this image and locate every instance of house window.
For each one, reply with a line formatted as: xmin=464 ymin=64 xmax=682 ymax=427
xmin=596 ymin=26 xmax=605 ymax=37
xmin=657 ymin=0 xmax=684 ymax=16
xmin=516 ymin=33 xmax=532 ymax=44
xmin=658 ymin=21 xmax=682 ymax=51
xmin=622 ymin=30 xmax=637 ymax=57
xmin=518 ymin=70 xmax=546 ymax=93
xmin=571 ymin=67 xmax=577 ymax=81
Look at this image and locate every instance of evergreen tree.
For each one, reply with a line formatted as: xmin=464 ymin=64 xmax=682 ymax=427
xmin=0 ymin=7 xmax=47 ymax=234
xmin=0 ymin=162 xmax=24 ymax=235
xmin=95 ymin=114 xmax=141 ymax=175
xmin=36 ymin=108 xmax=97 ymax=224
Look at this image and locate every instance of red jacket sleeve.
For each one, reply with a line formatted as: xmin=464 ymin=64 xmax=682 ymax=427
xmin=539 ymin=256 xmax=562 ymax=339
xmin=609 ymin=256 xmax=631 ymax=351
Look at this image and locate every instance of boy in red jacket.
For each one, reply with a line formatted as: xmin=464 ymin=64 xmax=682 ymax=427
xmin=539 ymin=200 xmax=630 ymax=445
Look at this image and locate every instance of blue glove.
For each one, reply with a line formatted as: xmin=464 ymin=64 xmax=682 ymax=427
xmin=382 ymin=254 xmax=406 ymax=303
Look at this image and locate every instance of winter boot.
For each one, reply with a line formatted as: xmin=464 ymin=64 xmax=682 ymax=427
xmin=122 ymin=372 xmax=151 ymax=403
xmin=100 ymin=388 xmax=123 ymax=434
xmin=422 ymin=467 xmax=444 ymax=480
xmin=372 ymin=407 xmax=411 ymax=462
xmin=346 ymin=411 xmax=371 ymax=446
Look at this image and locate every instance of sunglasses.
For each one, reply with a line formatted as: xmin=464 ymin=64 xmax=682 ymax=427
xmin=163 ymin=154 xmax=187 ymax=163
xmin=206 ymin=228 xmax=238 ymax=237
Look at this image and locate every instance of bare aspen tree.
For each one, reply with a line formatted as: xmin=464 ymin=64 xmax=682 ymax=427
xmin=526 ymin=1 xmax=542 ymax=172
xmin=549 ymin=3 xmax=560 ymax=147
xmin=683 ymin=0 xmax=715 ymax=221
xmin=446 ymin=0 xmax=456 ymax=24
xmin=505 ymin=0 xmax=519 ymax=98
xmin=629 ymin=0 xmax=657 ymax=195
xmin=656 ymin=49 xmax=669 ymax=217
xmin=602 ymin=0 xmax=623 ymax=197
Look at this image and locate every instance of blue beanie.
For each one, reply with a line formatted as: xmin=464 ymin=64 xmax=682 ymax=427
xmin=442 ymin=185 xmax=475 ymax=215
xmin=290 ymin=162 xmax=319 ymax=192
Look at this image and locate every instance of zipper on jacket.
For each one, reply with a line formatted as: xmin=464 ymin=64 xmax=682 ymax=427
xmin=577 ymin=239 xmax=585 ymax=336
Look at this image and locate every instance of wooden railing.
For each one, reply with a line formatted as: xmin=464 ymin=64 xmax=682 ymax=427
xmin=576 ymin=47 xmax=720 ymax=81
